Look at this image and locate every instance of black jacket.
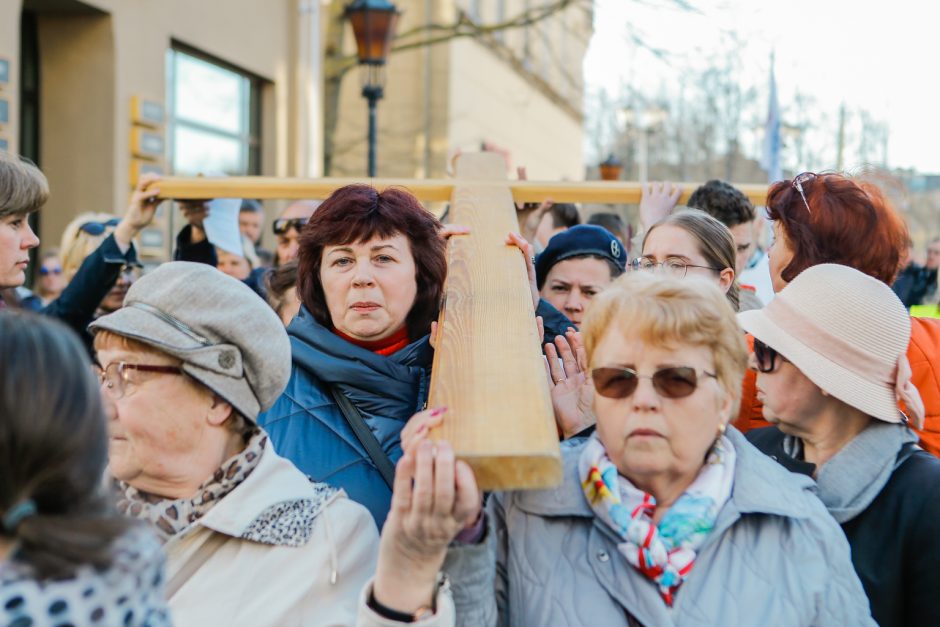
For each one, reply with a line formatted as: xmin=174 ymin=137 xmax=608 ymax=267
xmin=42 ymin=233 xmax=138 ymax=353
xmin=747 ymin=426 xmax=940 ymax=627
xmin=892 ymin=263 xmax=936 ymax=308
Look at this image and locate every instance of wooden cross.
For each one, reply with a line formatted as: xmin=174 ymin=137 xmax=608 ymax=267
xmin=157 ymin=154 xmax=769 ymax=490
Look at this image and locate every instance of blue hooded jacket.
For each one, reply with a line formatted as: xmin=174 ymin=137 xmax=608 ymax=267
xmin=258 ymin=306 xmax=433 ymax=526
xmin=259 ymin=299 xmax=573 ymax=527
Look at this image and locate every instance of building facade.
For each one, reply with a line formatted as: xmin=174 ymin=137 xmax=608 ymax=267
xmin=0 ymin=0 xmax=592 ymax=263
xmin=328 ymin=0 xmax=592 ymax=181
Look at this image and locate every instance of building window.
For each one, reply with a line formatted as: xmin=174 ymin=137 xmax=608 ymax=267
xmin=166 ymin=46 xmax=261 ymax=176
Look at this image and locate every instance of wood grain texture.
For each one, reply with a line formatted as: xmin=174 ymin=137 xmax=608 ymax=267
xmin=427 ymin=153 xmax=562 ymax=491
xmin=155 ymin=176 xmax=769 ymax=205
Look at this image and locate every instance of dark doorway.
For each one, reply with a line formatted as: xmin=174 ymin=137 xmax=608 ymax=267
xmin=20 ymin=10 xmax=40 ymax=286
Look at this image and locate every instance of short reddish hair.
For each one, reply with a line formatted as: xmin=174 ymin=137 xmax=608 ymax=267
xmin=296 ymin=185 xmax=446 ymax=340
xmin=767 ymin=173 xmax=908 ymax=285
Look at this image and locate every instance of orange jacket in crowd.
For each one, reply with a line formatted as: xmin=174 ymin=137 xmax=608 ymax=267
xmin=734 ymin=317 xmax=940 ymax=458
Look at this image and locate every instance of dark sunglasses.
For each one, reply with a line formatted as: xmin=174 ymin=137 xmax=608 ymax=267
xmin=753 ymin=338 xmax=786 ymax=373
xmin=40 ymin=266 xmax=62 ymax=276
xmin=79 ymin=217 xmax=121 ymax=236
xmin=272 ymin=217 xmax=308 ymax=236
xmin=591 ymin=366 xmax=717 ymax=400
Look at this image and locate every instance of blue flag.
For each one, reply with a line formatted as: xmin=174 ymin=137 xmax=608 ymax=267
xmin=760 ymin=54 xmax=782 ymax=183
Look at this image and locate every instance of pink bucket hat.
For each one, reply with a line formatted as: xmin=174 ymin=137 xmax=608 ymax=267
xmin=737 ymin=264 xmax=925 ymax=428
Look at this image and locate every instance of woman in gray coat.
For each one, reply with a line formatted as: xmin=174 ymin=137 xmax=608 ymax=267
xmin=389 ymin=272 xmax=875 ymax=626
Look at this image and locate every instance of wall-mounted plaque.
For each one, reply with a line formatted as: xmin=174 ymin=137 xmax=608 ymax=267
xmin=131 ymin=96 xmax=165 ymax=128
xmin=0 ymin=100 xmax=8 ymax=125
xmin=130 ymin=127 xmax=164 ymax=160
xmin=0 ymin=138 xmax=8 ymax=152
xmin=0 ymin=59 xmax=8 ymax=86
xmin=129 ymin=159 xmax=164 ymax=187
xmin=139 ymin=227 xmax=165 ymax=249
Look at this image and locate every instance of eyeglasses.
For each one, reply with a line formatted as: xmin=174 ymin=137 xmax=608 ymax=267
xmin=79 ymin=217 xmax=121 ymax=236
xmin=753 ymin=338 xmax=787 ymax=373
xmin=629 ymin=257 xmax=721 ymax=278
xmin=92 ymin=362 xmax=183 ymax=400
xmin=591 ymin=366 xmax=717 ymax=400
xmin=40 ymin=266 xmax=62 ymax=276
xmin=791 ymin=172 xmax=817 ymax=215
xmin=272 ymin=217 xmax=309 ymax=236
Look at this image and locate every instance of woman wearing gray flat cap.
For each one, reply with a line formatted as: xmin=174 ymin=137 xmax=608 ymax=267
xmin=88 ymin=261 xmax=459 ymax=627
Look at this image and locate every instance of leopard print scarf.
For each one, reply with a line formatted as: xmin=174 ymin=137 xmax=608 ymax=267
xmin=115 ymin=429 xmax=267 ymax=541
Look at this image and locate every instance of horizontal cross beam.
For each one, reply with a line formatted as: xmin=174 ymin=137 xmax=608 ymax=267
xmin=155 ymin=177 xmax=770 ymax=205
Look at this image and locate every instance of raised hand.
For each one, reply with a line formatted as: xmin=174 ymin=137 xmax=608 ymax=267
xmin=373 ymin=439 xmax=481 ymax=616
xmin=114 ymin=173 xmax=162 ymax=248
xmin=506 ymin=232 xmax=540 ymax=310
xmin=639 ymin=181 xmax=682 ymax=232
xmin=545 ymin=328 xmax=595 ymax=439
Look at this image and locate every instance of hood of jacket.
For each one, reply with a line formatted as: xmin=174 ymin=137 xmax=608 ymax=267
xmin=286 ymin=306 xmax=434 ymax=422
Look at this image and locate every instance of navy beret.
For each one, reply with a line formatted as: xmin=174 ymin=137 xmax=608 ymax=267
xmin=535 ymin=224 xmax=626 ymax=289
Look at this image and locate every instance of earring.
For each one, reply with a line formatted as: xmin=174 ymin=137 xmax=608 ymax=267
xmin=716 ymin=422 xmax=727 ymax=438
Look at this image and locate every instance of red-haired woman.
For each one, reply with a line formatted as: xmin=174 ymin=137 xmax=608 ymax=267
xmin=258 ymin=185 xmax=568 ymax=526
xmin=734 ymin=172 xmax=940 ymax=457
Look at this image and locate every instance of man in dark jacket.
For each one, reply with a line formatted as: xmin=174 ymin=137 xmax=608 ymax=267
xmin=893 ymin=238 xmax=936 ymax=307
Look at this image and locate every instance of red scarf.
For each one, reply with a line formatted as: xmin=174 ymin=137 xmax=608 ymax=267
xmin=333 ymin=325 xmax=410 ymax=357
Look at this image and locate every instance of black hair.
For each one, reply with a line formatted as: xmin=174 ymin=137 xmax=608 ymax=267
xmin=587 ymin=212 xmax=628 ymax=241
xmin=239 ymin=199 xmax=264 ymax=214
xmin=687 ymin=180 xmax=755 ymax=228
xmin=549 ymin=203 xmax=581 ymax=229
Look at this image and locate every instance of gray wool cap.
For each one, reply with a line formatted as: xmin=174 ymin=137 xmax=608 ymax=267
xmin=89 ymin=261 xmax=291 ymax=422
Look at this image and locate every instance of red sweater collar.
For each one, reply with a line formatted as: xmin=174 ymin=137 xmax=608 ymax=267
xmin=333 ymin=325 xmax=410 ymax=356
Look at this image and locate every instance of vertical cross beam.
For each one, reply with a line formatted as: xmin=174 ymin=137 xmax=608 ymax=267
xmin=428 ymin=153 xmax=562 ymax=490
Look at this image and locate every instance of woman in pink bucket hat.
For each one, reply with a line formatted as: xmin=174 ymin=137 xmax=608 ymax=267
xmin=742 ymin=263 xmax=940 ymax=627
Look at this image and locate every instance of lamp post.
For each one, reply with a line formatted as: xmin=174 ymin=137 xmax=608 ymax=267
xmin=618 ymin=105 xmax=667 ymax=183
xmin=345 ymin=0 xmax=400 ymax=177
xmin=599 ymin=154 xmax=623 ymax=181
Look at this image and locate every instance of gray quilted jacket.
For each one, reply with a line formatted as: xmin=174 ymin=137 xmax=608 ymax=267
xmin=443 ymin=428 xmax=875 ymax=627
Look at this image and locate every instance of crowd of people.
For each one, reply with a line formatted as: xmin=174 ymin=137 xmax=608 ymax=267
xmin=2 ymin=146 xmax=940 ymax=626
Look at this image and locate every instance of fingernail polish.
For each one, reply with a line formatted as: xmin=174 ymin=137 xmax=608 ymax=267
xmin=430 ymin=406 xmax=447 ymax=417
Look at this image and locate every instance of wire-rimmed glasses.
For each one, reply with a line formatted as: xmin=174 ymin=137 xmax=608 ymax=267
xmin=92 ymin=362 xmax=183 ymax=400
xmin=629 ymin=257 xmax=721 ymax=278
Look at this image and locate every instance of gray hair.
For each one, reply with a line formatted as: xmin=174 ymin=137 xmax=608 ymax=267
xmin=0 ymin=151 xmax=49 ymax=220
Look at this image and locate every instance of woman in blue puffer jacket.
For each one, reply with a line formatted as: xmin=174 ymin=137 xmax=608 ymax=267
xmin=259 ymin=184 xmax=570 ymax=526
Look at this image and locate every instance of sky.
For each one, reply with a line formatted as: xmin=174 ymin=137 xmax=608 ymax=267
xmin=583 ymin=0 xmax=940 ymax=174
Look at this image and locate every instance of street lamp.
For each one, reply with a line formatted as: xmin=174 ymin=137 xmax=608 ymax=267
xmin=599 ymin=154 xmax=623 ymax=181
xmin=618 ymin=105 xmax=668 ymax=183
xmin=345 ymin=0 xmax=400 ymax=177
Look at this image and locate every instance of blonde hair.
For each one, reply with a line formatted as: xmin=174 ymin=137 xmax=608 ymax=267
xmin=582 ymin=272 xmax=748 ymax=411
xmin=92 ymin=330 xmax=252 ymax=435
xmin=59 ymin=212 xmax=118 ymax=280
xmin=643 ymin=209 xmax=740 ymax=311
xmin=0 ymin=151 xmax=49 ymax=219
